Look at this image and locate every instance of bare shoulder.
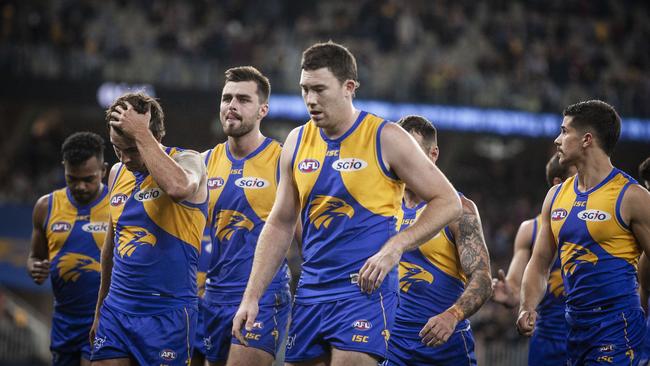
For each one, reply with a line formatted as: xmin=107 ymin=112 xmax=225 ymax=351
xmin=32 ymin=194 xmax=51 ymax=225
xmin=621 ymin=183 xmax=650 ymax=222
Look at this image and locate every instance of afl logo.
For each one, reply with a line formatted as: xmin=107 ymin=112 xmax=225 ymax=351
xmin=332 ymin=158 xmax=368 ymax=172
xmin=551 ymin=208 xmax=568 ymax=221
xmin=110 ymin=194 xmax=127 ymax=207
xmin=298 ymin=159 xmax=320 ymax=173
xmin=159 ymin=349 xmax=176 ymax=361
xmin=352 ymin=320 xmax=372 ymax=331
xmin=82 ymin=222 xmax=108 ymax=233
xmin=578 ymin=209 xmax=611 ymax=222
xmin=134 ymin=188 xmax=163 ymax=202
xmin=235 ymin=177 xmax=269 ymax=189
xmin=207 ymin=177 xmax=224 ymax=189
xmin=50 ymin=222 xmax=71 ymax=233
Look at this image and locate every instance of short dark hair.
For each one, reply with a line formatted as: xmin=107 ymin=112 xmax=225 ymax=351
xmin=639 ymin=157 xmax=650 ymax=184
xmin=563 ymin=100 xmax=621 ymax=156
xmin=106 ymin=92 xmax=165 ymax=140
xmin=224 ymin=66 xmax=271 ymax=103
xmin=61 ymin=132 xmax=105 ymax=166
xmin=397 ymin=115 xmax=438 ymax=148
xmin=301 ymin=41 xmax=358 ymax=85
xmin=546 ymin=153 xmax=574 ymax=187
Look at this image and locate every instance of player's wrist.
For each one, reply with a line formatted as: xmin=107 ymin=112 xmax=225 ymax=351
xmin=445 ymin=304 xmax=465 ymax=322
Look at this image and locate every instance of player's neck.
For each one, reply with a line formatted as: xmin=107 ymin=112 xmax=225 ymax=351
xmin=403 ymin=189 xmax=423 ymax=209
xmin=575 ymin=150 xmax=614 ymax=192
xmin=321 ymin=107 xmax=359 ymax=140
xmin=227 ymin=129 xmax=265 ymax=160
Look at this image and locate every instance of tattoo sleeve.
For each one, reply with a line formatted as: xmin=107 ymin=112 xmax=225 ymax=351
xmin=453 ymin=200 xmax=493 ymax=320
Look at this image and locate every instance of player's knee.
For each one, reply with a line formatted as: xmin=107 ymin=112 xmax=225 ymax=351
xmin=225 ymin=344 xmax=274 ymax=366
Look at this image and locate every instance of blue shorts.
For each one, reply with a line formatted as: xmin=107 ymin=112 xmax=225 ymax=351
xmin=202 ymin=290 xmax=291 ymax=362
xmin=387 ymin=320 xmax=476 ymax=366
xmin=193 ymin=299 xmax=206 ymax=356
xmin=90 ymin=303 xmax=197 ymax=365
xmin=529 ymin=332 xmax=568 ymax=366
xmin=50 ymin=310 xmax=94 ymax=365
xmin=566 ymin=308 xmax=645 ymax=366
xmin=284 ymin=291 xmax=397 ymax=363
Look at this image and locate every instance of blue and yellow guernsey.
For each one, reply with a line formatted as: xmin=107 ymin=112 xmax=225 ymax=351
xmin=292 ymin=111 xmax=404 ymax=303
xmin=106 ymin=147 xmax=208 ymax=314
xmin=550 ymin=168 xmax=641 ymax=316
xmin=203 ymin=138 xmax=290 ymax=304
xmin=45 ymin=186 xmax=108 ymax=314
xmin=530 ymin=215 xmax=567 ymax=339
xmin=394 ymin=200 xmax=469 ymax=331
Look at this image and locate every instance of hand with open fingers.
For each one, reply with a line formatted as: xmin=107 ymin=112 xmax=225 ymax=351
xmin=109 ymin=101 xmax=151 ymax=139
xmin=419 ymin=310 xmax=459 ymax=347
xmin=29 ymin=259 xmax=50 ymax=284
xmin=492 ymin=269 xmax=516 ymax=308
xmin=358 ymin=246 xmax=401 ymax=294
xmin=516 ymin=309 xmax=537 ymax=337
xmin=231 ymin=299 xmax=259 ymax=347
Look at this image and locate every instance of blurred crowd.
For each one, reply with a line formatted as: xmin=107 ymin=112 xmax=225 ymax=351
xmin=1 ymin=0 xmax=649 ymax=117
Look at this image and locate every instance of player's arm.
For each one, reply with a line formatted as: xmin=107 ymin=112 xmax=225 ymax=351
xmin=27 ymin=195 xmax=50 ymax=285
xmin=90 ymin=163 xmax=120 ymax=344
xmin=359 ymin=123 xmax=462 ymax=293
xmin=620 ymin=184 xmax=650 ymax=312
xmin=492 ymin=219 xmax=534 ymax=309
xmin=639 ymin=254 xmax=650 ymax=315
xmin=517 ymin=186 xmax=559 ymax=336
xmin=232 ymin=127 xmax=302 ymax=345
xmin=420 ymin=197 xmax=492 ymax=346
xmin=109 ymin=101 xmax=206 ymax=203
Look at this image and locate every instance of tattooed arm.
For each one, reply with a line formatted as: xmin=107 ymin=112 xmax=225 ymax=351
xmin=419 ymin=196 xmax=492 ymax=347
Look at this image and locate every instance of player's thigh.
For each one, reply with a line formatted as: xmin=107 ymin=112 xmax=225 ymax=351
xmin=191 ymin=353 xmax=206 ymax=366
xmin=91 ymin=358 xmax=134 ymax=366
xmin=207 ymin=360 xmax=225 ymax=366
xmin=284 ymin=354 xmax=330 ymax=366
xmin=330 ymin=347 xmax=380 ymax=366
xmin=81 ymin=357 xmax=92 ymax=366
xmin=225 ymin=344 xmax=274 ymax=366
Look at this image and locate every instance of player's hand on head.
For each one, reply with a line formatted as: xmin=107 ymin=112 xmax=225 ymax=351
xmin=516 ymin=309 xmax=537 ymax=337
xmin=109 ymin=101 xmax=152 ymax=139
xmin=419 ymin=311 xmax=458 ymax=347
xmin=30 ymin=259 xmax=50 ymax=284
xmin=231 ymin=300 xmax=259 ymax=347
xmin=358 ymin=246 xmax=401 ymax=294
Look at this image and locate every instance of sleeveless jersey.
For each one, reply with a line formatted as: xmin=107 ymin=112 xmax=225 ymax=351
xmin=203 ymin=138 xmax=289 ymax=304
xmin=530 ymin=215 xmax=567 ymax=338
xmin=45 ymin=186 xmax=109 ymax=314
xmin=395 ymin=200 xmax=469 ymax=330
xmin=291 ymin=111 xmax=404 ymax=303
xmin=106 ymin=147 xmax=208 ymax=314
xmin=550 ymin=168 xmax=641 ymax=315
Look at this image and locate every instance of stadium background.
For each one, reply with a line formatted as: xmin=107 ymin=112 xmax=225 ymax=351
xmin=0 ymin=0 xmax=648 ymax=365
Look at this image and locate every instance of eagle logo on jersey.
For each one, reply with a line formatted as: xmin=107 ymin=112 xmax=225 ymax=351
xmin=547 ymin=268 xmax=566 ymax=297
xmin=561 ymin=242 xmax=598 ymax=276
xmin=116 ymin=226 xmax=157 ymax=257
xmin=399 ymin=262 xmax=434 ymax=292
xmin=215 ymin=210 xmax=254 ymax=241
xmin=57 ymin=253 xmax=100 ymax=282
xmin=308 ymin=195 xmax=355 ymax=229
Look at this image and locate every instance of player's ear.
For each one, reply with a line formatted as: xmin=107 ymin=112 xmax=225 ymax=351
xmin=582 ymin=132 xmax=593 ymax=149
xmin=258 ymin=103 xmax=269 ymax=120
